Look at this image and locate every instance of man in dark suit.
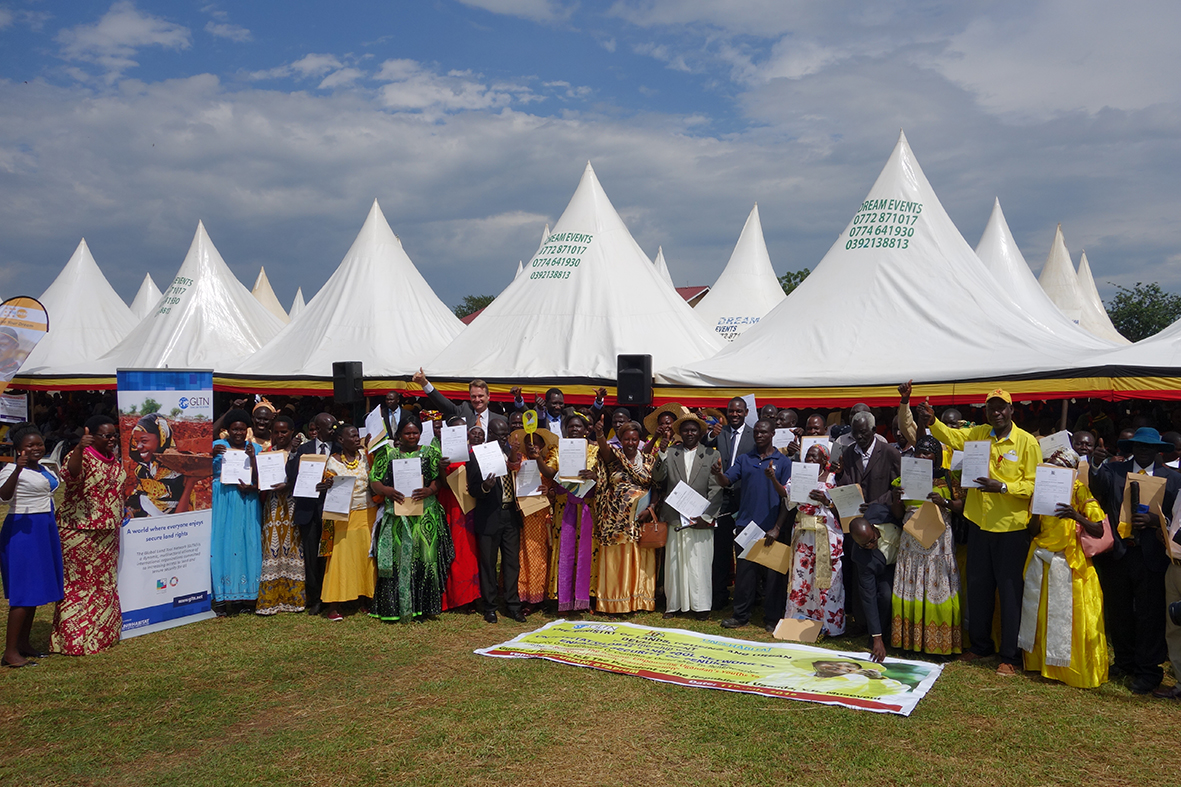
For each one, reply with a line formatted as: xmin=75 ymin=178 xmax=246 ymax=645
xmin=837 ymin=410 xmax=902 ymax=636
xmin=467 ymin=418 xmax=526 ymax=624
xmin=413 ymin=368 xmax=506 ymax=440
xmin=702 ymin=396 xmax=756 ymax=608
xmin=1087 ymin=427 xmax=1181 ymax=694
xmin=285 ymin=412 xmax=339 ymax=615
xmin=848 ymin=510 xmax=898 ymax=663
xmin=509 ymin=385 xmax=607 ymax=433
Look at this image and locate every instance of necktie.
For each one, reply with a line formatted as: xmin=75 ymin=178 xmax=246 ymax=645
xmin=319 ymin=442 xmax=327 ymax=455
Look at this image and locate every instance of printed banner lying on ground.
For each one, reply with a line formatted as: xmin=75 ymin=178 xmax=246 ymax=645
xmin=117 ymin=369 xmax=216 ymax=639
xmin=476 ymin=619 xmax=942 ymax=716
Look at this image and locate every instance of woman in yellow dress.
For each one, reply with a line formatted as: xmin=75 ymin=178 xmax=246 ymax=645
xmin=320 ymin=425 xmax=377 ymax=622
xmin=1019 ymin=449 xmax=1108 ymax=688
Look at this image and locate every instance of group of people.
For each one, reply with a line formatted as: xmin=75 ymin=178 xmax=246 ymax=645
xmin=2 ymin=379 xmax=1180 ymax=701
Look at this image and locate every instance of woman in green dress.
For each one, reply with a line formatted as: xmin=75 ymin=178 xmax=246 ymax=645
xmin=368 ymin=414 xmax=454 ymax=621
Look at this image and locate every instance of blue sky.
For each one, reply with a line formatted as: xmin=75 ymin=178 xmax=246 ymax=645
xmin=2 ymin=1 xmax=1180 ymax=313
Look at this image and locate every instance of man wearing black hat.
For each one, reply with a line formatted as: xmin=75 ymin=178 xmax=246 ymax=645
xmin=920 ymin=388 xmax=1040 ymax=677
xmin=1088 ymin=427 xmax=1181 ymax=694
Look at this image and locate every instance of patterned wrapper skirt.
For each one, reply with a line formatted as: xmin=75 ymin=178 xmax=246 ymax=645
xmin=51 ymin=527 xmax=120 ymax=655
xmin=256 ymin=492 xmax=306 ymax=615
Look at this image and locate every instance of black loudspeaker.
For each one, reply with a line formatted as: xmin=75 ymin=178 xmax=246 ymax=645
xmin=332 ymin=361 xmax=364 ymax=404
xmin=617 ymin=354 xmax=652 ymax=405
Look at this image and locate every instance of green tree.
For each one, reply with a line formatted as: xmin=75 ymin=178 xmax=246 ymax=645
xmin=778 ymin=268 xmax=811 ymax=296
xmin=1105 ymin=282 xmax=1181 ymax=342
xmin=140 ymin=397 xmax=162 ymax=415
xmin=170 ymin=408 xmax=183 ymax=418
xmin=454 ymin=294 xmax=495 ymax=318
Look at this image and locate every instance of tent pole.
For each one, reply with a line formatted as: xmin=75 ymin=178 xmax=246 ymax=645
xmin=1059 ymin=398 xmax=1069 ymax=432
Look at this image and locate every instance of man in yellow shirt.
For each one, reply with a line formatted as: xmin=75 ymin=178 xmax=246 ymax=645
xmin=918 ymin=389 xmax=1039 ymax=676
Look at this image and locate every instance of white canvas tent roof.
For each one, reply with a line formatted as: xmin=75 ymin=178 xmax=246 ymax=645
xmin=238 ymin=200 xmax=465 ymax=378
xmin=974 ymin=199 xmax=1111 ymax=347
xmin=288 ymin=287 xmax=306 ymax=321
xmin=251 ymin=267 xmax=289 ymax=324
xmin=1076 ymin=251 xmax=1129 ymax=344
xmin=653 ymin=246 xmax=676 ymax=289
xmin=129 ymin=273 xmax=163 ymax=321
xmin=58 ymin=221 xmax=285 ymax=374
xmin=429 ymin=162 xmax=723 ymax=381
xmin=692 ymin=204 xmax=786 ymax=342
xmin=659 ymin=131 xmax=1101 ymax=389
xmin=18 ymin=239 xmax=139 ymax=374
xmin=1037 ymin=225 xmax=1086 ymax=325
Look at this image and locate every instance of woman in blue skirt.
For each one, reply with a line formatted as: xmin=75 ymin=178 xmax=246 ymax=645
xmin=210 ymin=409 xmax=262 ymax=615
xmin=0 ymin=423 xmax=64 ymax=667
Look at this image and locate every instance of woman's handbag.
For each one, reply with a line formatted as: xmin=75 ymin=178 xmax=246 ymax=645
xmin=638 ymin=519 xmax=668 ymax=548
xmin=1077 ymin=512 xmax=1114 ymax=559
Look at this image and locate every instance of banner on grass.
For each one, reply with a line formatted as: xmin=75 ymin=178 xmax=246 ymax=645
xmin=117 ymin=369 xmax=216 ymax=639
xmin=477 ymin=619 xmax=942 ymax=716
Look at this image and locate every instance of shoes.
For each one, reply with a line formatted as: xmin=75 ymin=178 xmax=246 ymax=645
xmin=995 ymin=663 xmax=1018 ymax=677
xmin=694 ymin=611 xmax=711 ymax=621
xmin=21 ymin=650 xmax=50 ymax=659
xmin=765 ymin=624 xmax=778 ymax=633
xmin=720 ymin=618 xmax=747 ymax=629
xmin=327 ymin=611 xmax=344 ymax=622
xmin=510 ymin=611 xmax=527 ymax=623
xmin=1130 ymin=677 xmax=1161 ymax=695
xmin=957 ymin=651 xmax=985 ymax=663
xmin=662 ymin=611 xmax=678 ymax=619
xmin=1151 ymin=684 xmax=1181 ymax=699
xmin=484 ymin=611 xmax=499 ymax=624
xmin=306 ymin=602 xmax=323 ymax=616
xmin=2 ymin=658 xmax=38 ymax=668
xmin=1108 ymin=664 xmax=1131 ymax=679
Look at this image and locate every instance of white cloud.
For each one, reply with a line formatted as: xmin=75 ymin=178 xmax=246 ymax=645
xmin=318 ymin=68 xmax=365 ymax=90
xmin=457 ymin=0 xmax=577 ymax=23
xmin=374 ymin=59 xmax=537 ymax=114
xmin=0 ymin=9 xmax=12 ymax=30
xmin=56 ymin=1 xmax=191 ymax=83
xmin=251 ymin=54 xmax=347 ymax=82
xmin=205 ymin=21 xmax=252 ymax=43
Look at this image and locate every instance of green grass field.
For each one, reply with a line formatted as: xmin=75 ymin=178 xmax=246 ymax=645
xmin=0 ymin=600 xmax=1176 ymax=787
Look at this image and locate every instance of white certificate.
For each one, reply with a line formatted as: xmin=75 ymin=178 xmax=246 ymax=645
xmin=950 ymin=450 xmax=964 ymax=472
xmin=255 ymin=451 xmax=288 ymax=490
xmin=515 ymin=459 xmax=543 ymax=497
xmin=828 ymin=484 xmax=865 ymax=521
xmin=1031 ymin=465 xmax=1075 ymax=516
xmin=665 ymin=480 xmax=709 ymax=520
xmin=789 ymin=461 xmax=821 ymax=504
xmin=419 ymin=419 xmax=436 ymax=445
xmin=1038 ymin=430 xmax=1073 ymax=462
xmin=960 ymin=440 xmax=992 ymax=488
xmin=799 ymin=436 xmax=829 ymax=463
xmin=772 ymin=428 xmax=794 ymax=450
xmin=390 ymin=457 xmax=423 ymax=496
xmin=441 ymin=425 xmax=469 ymax=463
xmin=322 ymin=474 xmax=356 ymax=517
xmin=558 ymin=438 xmax=587 ymax=479
xmin=219 ymin=449 xmax=252 ymax=485
xmin=734 ymin=521 xmax=765 ymax=557
xmin=900 ymin=456 xmax=933 ymax=501
xmin=472 ymin=441 xmax=509 ymax=479
xmin=292 ymin=454 xmax=328 ymax=498
xmin=741 ymin=394 xmax=757 ymax=428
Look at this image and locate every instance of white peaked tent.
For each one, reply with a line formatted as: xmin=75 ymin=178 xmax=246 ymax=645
xmin=659 ymin=131 xmax=1101 ymax=389
xmin=692 ymin=204 xmax=786 ymax=342
xmin=1037 ymin=225 xmax=1086 ymax=325
xmin=653 ymin=246 xmax=676 ymax=288
xmin=974 ymin=199 xmax=1111 ymax=346
xmin=18 ymin=239 xmax=139 ymax=374
xmin=1076 ymin=252 xmax=1129 ymax=344
xmin=429 ymin=162 xmax=723 ymax=380
xmin=69 ymin=221 xmax=286 ymax=373
xmin=288 ymin=287 xmax=306 ymax=321
xmin=129 ymin=273 xmax=163 ymax=320
xmin=251 ymin=267 xmax=289 ymax=324
xmin=515 ymin=260 xmax=524 ymax=278
xmin=239 ymin=200 xmax=465 ymax=378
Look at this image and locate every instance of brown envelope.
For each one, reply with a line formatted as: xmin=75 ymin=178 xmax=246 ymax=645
xmin=518 ymin=495 xmax=551 ymax=517
xmin=744 ymin=538 xmax=793 ymax=574
xmin=445 ymin=466 xmax=476 ymax=514
xmin=1120 ymin=472 xmax=1167 ymax=525
xmin=773 ymin=618 xmax=823 ymax=643
xmin=903 ymin=501 xmax=947 ymax=550
xmin=393 ymin=497 xmax=424 ymax=517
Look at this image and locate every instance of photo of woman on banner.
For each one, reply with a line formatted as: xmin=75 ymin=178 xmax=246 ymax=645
xmin=125 ymin=413 xmax=198 ymax=517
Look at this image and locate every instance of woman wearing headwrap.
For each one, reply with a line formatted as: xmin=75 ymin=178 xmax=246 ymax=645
xmin=1018 ymin=448 xmax=1108 ymax=688
xmin=783 ymin=443 xmax=846 ymax=636
xmin=210 ymin=408 xmax=263 ymax=614
xmin=127 ymin=413 xmax=197 ymax=518
xmin=888 ymin=435 xmax=963 ymax=656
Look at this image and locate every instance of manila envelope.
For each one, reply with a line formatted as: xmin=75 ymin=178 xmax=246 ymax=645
xmin=1119 ymin=472 xmax=1167 ymax=526
xmin=904 ymin=501 xmax=947 ymax=550
xmin=394 ymin=497 xmax=424 ymax=517
xmin=744 ymin=538 xmax=793 ymax=574
xmin=518 ymin=494 xmax=551 ymax=517
xmin=773 ymin=618 xmax=824 ymax=643
xmin=445 ymin=466 xmax=476 ymax=514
